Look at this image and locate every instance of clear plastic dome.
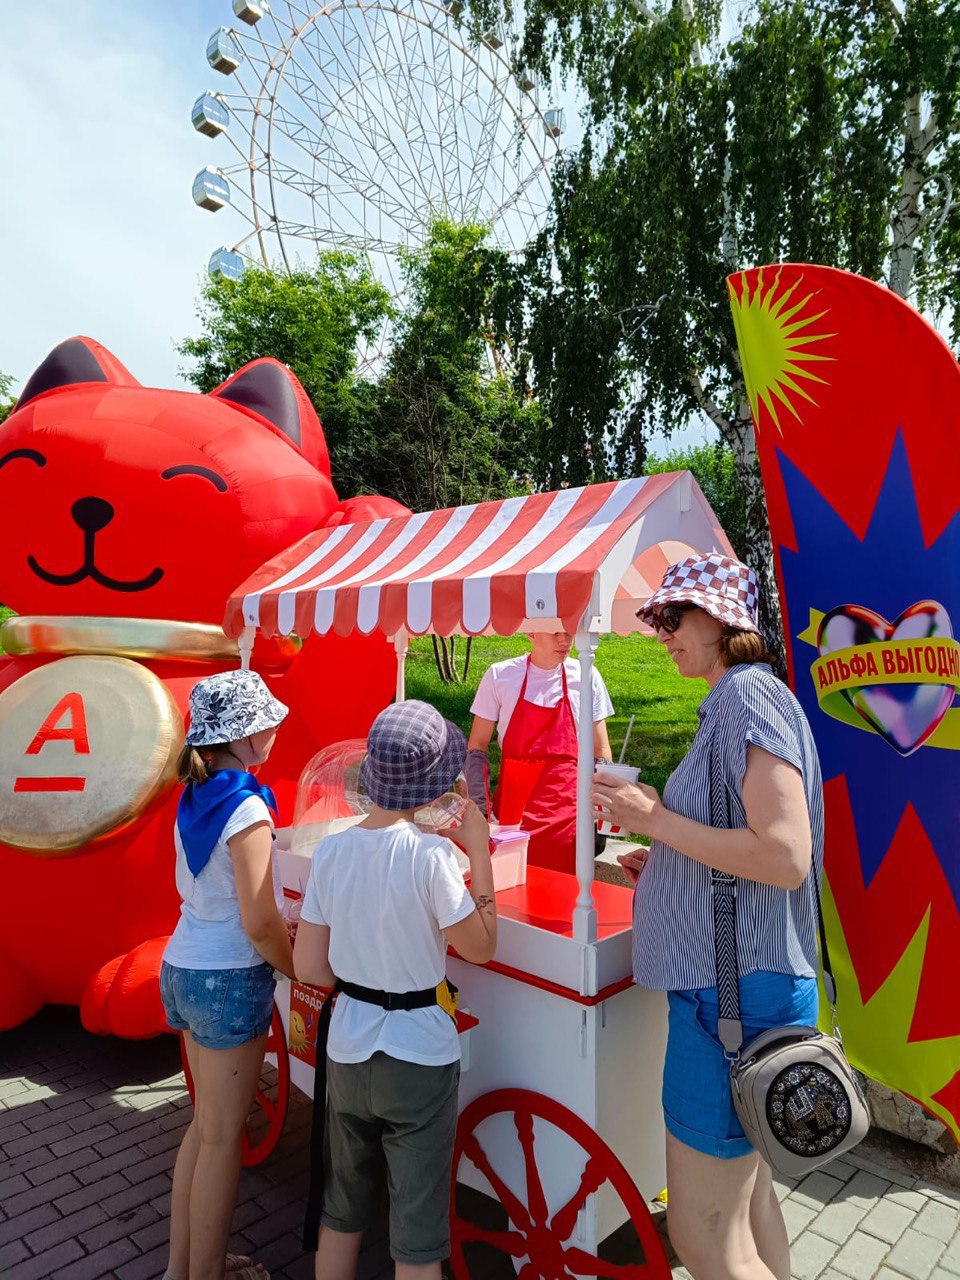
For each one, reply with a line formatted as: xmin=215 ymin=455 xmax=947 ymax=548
xmin=291 ymin=737 xmax=470 ymax=861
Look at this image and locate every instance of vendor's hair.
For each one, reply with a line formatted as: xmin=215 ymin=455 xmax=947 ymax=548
xmin=719 ymin=627 xmax=773 ymax=668
xmin=177 ymin=743 xmax=228 ymax=785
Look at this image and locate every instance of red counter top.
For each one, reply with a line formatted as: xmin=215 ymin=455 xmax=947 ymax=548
xmin=494 ymin=867 xmax=634 ymax=939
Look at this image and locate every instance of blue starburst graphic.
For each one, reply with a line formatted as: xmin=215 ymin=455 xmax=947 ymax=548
xmin=778 ymin=432 xmax=960 ymax=908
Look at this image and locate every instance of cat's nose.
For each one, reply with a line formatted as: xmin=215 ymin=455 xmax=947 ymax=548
xmin=72 ymin=497 xmax=114 ymax=534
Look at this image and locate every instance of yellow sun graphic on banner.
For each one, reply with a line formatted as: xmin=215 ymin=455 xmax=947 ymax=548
xmin=728 ymin=267 xmax=836 ymax=433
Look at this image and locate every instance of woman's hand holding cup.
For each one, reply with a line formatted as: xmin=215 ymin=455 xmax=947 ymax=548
xmin=592 ymin=767 xmax=663 ymax=839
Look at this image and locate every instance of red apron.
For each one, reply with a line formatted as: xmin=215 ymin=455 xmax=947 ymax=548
xmin=492 ymin=658 xmax=579 ymax=873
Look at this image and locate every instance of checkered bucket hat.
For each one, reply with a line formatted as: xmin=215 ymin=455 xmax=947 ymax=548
xmin=185 ymin=669 xmax=289 ymax=746
xmin=361 ymin=700 xmax=467 ymax=811
xmin=637 ymin=553 xmax=760 ymax=633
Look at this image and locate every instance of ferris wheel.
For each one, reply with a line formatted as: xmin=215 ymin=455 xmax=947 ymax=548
xmin=190 ymin=0 xmax=564 ymax=361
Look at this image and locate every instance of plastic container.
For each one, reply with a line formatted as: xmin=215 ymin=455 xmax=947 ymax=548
xmin=488 ymin=824 xmax=529 ymax=890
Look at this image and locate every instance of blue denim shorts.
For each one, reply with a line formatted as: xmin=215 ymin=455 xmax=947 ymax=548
xmin=160 ymin=960 xmax=276 ymax=1050
xmin=663 ymin=970 xmax=819 ymax=1159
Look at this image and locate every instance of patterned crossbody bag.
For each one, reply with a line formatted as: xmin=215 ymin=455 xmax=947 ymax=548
xmin=709 ymin=744 xmax=869 ymax=1177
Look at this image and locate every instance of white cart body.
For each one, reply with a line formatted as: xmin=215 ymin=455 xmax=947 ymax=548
xmin=229 ymin=474 xmax=734 ymax=1252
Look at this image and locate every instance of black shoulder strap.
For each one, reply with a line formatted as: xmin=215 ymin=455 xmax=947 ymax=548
xmin=709 ymin=732 xmax=836 ymax=1061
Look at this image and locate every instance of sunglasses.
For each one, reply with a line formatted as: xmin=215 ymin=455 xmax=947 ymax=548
xmin=651 ymin=603 xmax=696 ymax=634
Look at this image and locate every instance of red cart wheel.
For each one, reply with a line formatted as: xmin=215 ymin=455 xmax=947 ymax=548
xmin=450 ymin=1088 xmax=670 ymax=1280
xmin=178 ymin=1003 xmax=290 ymax=1167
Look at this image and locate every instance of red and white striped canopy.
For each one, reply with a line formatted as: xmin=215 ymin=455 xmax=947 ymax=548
xmin=225 ymin=473 xmax=735 ymax=640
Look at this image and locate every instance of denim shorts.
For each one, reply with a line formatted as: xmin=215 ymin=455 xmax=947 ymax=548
xmin=160 ymin=960 xmax=276 ymax=1050
xmin=663 ymin=970 xmax=819 ymax=1159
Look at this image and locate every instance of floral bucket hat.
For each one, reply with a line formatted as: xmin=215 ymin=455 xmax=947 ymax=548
xmin=637 ymin=553 xmax=760 ymax=633
xmin=185 ymin=669 xmax=289 ymax=746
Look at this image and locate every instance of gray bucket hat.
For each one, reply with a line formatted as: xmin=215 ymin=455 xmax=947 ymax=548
xmin=185 ymin=669 xmax=289 ymax=746
xmin=360 ymin=700 xmax=467 ymax=811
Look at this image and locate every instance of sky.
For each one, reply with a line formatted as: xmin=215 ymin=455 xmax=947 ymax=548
xmin=1 ymin=1 xmax=714 ymax=450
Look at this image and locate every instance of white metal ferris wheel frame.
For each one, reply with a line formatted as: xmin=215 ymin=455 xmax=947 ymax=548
xmin=202 ymin=0 xmax=563 ymax=292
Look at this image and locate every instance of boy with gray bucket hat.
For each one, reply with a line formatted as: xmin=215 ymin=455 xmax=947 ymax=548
xmin=294 ymin=700 xmax=498 ymax=1272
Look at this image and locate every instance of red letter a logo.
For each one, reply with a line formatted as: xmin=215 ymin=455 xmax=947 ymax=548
xmin=25 ymin=693 xmax=91 ymax=756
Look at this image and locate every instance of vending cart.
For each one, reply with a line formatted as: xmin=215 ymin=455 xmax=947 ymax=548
xmin=224 ymin=474 xmax=736 ymax=1276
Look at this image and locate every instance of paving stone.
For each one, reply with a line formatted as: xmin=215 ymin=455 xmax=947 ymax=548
xmin=74 ymin=1146 xmax=144 ymax=1186
xmin=0 ymin=1172 xmax=31 ymax=1202
xmin=2 ymin=1143 xmax=60 ymax=1180
xmin=3 ymin=1170 xmax=82 ymax=1215
xmin=0 ymin=1122 xmax=28 ymax=1143
xmin=826 ymin=1159 xmax=860 ymax=1184
xmin=3 ymin=1239 xmax=85 ymax=1280
xmin=55 ymin=1171 xmax=131 ymax=1215
xmin=831 ymin=1229 xmax=891 ymax=1279
xmin=0 ymin=1239 xmax=29 ymax=1270
xmin=48 ymin=1236 xmax=139 ymax=1279
xmin=844 ymin=1150 xmax=918 ymax=1190
xmin=120 ymin=1146 xmax=178 ymax=1183
xmin=94 ymin=1115 xmax=172 ymax=1155
xmin=915 ymin=1201 xmax=960 ymax=1243
xmin=116 ymin=1244 xmax=171 ymax=1280
xmin=47 ymin=1082 xmax=111 ymax=1111
xmin=862 ymin=1200 xmax=922 ymax=1245
xmin=136 ymin=1124 xmax=186 ymax=1158
xmin=23 ymin=1145 xmax=100 ymax=1187
xmin=25 ymin=1203 xmax=108 ymax=1251
xmin=22 ymin=1097 xmax=94 ymax=1132
xmin=793 ymin=1171 xmax=849 ymax=1211
xmin=813 ymin=1198 xmax=872 ymax=1245
xmin=885 ymin=1228 xmax=948 ymax=1280
xmin=0 ymin=1201 xmax=59 ymax=1247
xmin=938 ymin=1235 xmax=960 ymax=1275
xmin=78 ymin=1202 xmax=161 ymax=1250
xmin=131 ymin=1211 xmax=172 ymax=1252
xmin=916 ymin=1184 xmax=960 ymax=1207
xmin=49 ymin=1121 xmax=118 ymax=1156
xmin=0 ymin=1098 xmax=53 ymax=1130
xmin=887 ymin=1190 xmax=934 ymax=1214
xmin=243 ymin=1199 xmax=307 ymax=1247
xmin=2 ymin=1119 xmax=75 ymax=1156
xmin=792 ymin=1232 xmax=841 ymax=1280
xmin=843 ymin=1170 xmax=894 ymax=1207
xmin=101 ymin=1171 xmax=172 ymax=1216
xmin=934 ymin=1270 xmax=960 ymax=1280
xmin=782 ymin=1194 xmax=817 ymax=1243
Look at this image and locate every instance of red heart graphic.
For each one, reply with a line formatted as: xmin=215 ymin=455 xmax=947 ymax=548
xmin=816 ymin=600 xmax=955 ymax=756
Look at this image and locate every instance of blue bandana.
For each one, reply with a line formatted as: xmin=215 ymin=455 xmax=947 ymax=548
xmin=177 ymin=770 xmax=278 ymax=877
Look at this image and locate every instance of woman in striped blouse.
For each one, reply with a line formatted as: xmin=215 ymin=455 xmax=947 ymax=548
xmin=593 ymin=554 xmax=824 ymax=1280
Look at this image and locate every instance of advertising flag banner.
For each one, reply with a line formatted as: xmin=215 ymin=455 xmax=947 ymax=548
xmin=727 ymin=264 xmax=960 ymax=1139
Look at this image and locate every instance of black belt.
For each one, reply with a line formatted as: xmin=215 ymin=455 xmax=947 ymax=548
xmin=301 ymin=977 xmax=458 ymax=1251
xmin=339 ymin=980 xmax=438 ymax=1010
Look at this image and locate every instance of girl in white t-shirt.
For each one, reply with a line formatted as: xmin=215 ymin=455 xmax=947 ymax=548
xmin=294 ymin=699 xmax=497 ymax=1279
xmin=160 ymin=669 xmax=294 ymax=1280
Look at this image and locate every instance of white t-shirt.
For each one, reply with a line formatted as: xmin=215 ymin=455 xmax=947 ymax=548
xmin=299 ymin=821 xmax=475 ymax=1066
xmin=470 ymin=656 xmax=614 ymax=743
xmin=163 ymin=796 xmax=283 ymax=971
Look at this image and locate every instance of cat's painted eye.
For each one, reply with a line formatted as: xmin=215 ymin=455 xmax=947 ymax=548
xmin=161 ymin=464 xmax=227 ymax=492
xmin=0 ymin=448 xmax=45 ymax=471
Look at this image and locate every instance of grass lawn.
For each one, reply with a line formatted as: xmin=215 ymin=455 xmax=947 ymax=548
xmin=405 ymin=633 xmax=706 ymax=797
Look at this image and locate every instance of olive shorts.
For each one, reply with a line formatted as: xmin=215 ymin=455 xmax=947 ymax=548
xmin=322 ymin=1052 xmax=461 ymax=1263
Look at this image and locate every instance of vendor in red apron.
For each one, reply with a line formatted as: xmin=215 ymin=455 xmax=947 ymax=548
xmin=465 ymin=631 xmax=614 ymax=873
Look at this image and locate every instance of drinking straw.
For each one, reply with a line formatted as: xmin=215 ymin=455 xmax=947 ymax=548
xmin=617 ymin=714 xmax=635 ymax=765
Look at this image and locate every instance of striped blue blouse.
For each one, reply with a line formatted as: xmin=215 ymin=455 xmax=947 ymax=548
xmin=632 ymin=663 xmax=824 ymax=991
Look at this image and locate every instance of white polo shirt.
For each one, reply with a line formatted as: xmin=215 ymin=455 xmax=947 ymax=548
xmin=470 ymin=656 xmax=614 ymax=743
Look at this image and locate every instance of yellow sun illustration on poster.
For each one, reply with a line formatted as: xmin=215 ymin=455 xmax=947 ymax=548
xmin=728 ymin=267 xmax=836 ymax=433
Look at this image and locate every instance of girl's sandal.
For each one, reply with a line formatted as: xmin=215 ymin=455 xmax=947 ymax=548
xmin=225 ymin=1257 xmax=270 ymax=1280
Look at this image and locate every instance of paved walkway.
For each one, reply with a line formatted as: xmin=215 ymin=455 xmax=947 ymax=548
xmin=1 ymin=1008 xmax=958 ymax=1280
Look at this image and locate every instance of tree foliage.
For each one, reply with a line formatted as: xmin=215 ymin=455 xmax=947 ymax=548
xmin=464 ymin=0 xmax=960 ymax=649
xmin=0 ymin=372 xmax=15 ymax=425
xmin=362 ymin=218 xmax=542 ymax=512
xmin=177 ymin=253 xmax=392 ymax=495
xmin=646 ymin=440 xmax=748 ymax=558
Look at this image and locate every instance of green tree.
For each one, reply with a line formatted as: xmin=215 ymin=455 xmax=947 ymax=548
xmin=365 ymin=218 xmax=544 ymax=682
xmin=0 ymin=372 xmax=16 ymax=425
xmin=365 ymin=218 xmax=542 ymax=514
xmin=177 ymin=254 xmax=392 ymax=495
xmin=465 ymin=0 xmax=960 ymax=650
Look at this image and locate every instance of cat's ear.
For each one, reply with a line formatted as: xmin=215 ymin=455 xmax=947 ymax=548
xmin=17 ymin=337 xmax=139 ymax=408
xmin=209 ymin=358 xmax=331 ymax=477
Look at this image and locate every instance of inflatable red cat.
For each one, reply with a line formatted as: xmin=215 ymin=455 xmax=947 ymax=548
xmin=0 ymin=337 xmax=406 ymax=1037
